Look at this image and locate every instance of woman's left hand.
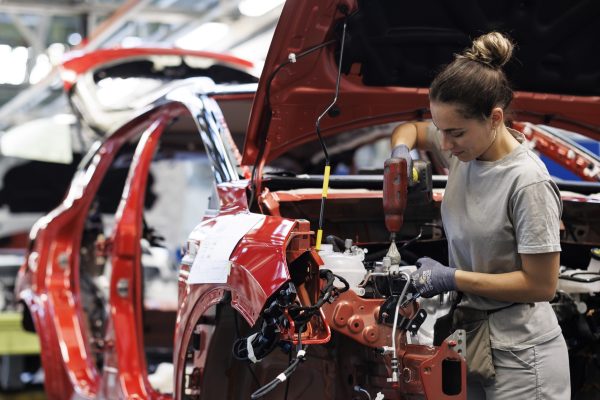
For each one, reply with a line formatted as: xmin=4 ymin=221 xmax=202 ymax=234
xmin=410 ymin=257 xmax=457 ymax=297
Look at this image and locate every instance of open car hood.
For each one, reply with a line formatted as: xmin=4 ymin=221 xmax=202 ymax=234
xmin=243 ymin=0 xmax=600 ymax=165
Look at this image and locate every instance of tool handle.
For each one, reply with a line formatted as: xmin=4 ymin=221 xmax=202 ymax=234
xmin=383 ymin=158 xmax=408 ymax=233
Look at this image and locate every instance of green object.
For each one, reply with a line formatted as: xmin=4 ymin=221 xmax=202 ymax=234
xmin=0 ymin=312 xmax=40 ymax=355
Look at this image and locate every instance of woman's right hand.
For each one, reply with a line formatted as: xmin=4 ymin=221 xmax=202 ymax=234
xmin=410 ymin=257 xmax=457 ymax=298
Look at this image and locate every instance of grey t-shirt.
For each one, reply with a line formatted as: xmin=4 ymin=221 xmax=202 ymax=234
xmin=426 ymin=123 xmax=562 ymax=350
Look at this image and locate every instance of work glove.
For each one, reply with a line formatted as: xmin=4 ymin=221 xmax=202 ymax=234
xmin=410 ymin=257 xmax=457 ymax=298
xmin=390 ymin=144 xmax=413 ymax=180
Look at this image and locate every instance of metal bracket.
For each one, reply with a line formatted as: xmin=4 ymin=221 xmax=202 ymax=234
xmin=404 ymin=309 xmax=427 ymax=335
xmin=446 ymin=329 xmax=466 ymax=360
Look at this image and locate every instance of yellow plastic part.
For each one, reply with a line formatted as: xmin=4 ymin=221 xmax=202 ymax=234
xmin=322 ymin=165 xmax=331 ymax=198
xmin=412 ymin=167 xmax=419 ymax=183
xmin=315 ymin=229 xmax=323 ymax=251
xmin=0 ymin=312 xmax=40 ymax=355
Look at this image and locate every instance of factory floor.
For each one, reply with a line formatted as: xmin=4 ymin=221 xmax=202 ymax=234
xmin=0 ymin=391 xmax=45 ymax=399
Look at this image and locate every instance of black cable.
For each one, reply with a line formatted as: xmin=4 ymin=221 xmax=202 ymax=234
xmin=287 ymin=270 xmax=349 ymax=328
xmin=314 ymin=20 xmax=348 ymax=249
xmin=399 ymin=228 xmax=423 ymax=251
xmin=248 ymin=269 xmax=348 ymax=399
xmin=251 ymin=334 xmax=306 ymax=399
xmin=233 ymin=312 xmax=261 ymax=386
xmin=247 ymin=38 xmax=337 ymax=211
xmin=284 ymin=347 xmax=292 ymax=400
xmin=324 ymin=234 xmax=345 ymax=252
xmin=291 ymin=270 xmax=348 ymax=312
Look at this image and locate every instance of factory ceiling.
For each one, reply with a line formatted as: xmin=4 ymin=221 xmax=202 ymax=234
xmin=0 ymin=0 xmax=281 ymax=107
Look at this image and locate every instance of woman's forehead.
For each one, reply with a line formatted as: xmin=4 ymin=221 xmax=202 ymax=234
xmin=430 ymin=102 xmax=470 ymax=129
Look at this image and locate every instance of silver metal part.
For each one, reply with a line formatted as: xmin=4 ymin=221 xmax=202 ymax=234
xmin=386 ymin=240 xmax=401 ymax=265
xmin=116 ymin=278 xmax=129 ymax=298
xmin=57 ymin=251 xmax=69 ymax=270
xmin=446 ymin=329 xmax=467 ymax=360
xmin=353 ymin=385 xmax=372 ymax=400
xmin=382 ymin=256 xmax=391 ymax=270
xmin=344 ymin=238 xmax=353 ymax=252
xmin=357 ymin=271 xmax=387 ymax=288
xmin=388 ymin=271 xmax=412 ymax=383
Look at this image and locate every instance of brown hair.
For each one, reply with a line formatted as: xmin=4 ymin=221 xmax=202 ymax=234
xmin=429 ymin=32 xmax=514 ymax=120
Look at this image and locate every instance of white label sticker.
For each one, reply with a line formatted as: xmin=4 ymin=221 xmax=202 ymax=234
xmin=187 ymin=213 xmax=265 ymax=284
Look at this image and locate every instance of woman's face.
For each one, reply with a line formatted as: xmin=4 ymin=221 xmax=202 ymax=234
xmin=430 ymin=101 xmax=496 ymax=162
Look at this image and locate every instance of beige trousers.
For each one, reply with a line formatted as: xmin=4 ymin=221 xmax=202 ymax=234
xmin=467 ymin=334 xmax=570 ymax=400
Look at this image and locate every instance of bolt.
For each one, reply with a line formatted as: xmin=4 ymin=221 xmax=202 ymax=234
xmin=116 ymin=278 xmax=129 ymax=298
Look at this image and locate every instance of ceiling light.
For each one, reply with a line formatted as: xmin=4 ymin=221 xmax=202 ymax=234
xmin=67 ymin=33 xmax=82 ymax=46
xmin=29 ymin=54 xmax=52 ymax=84
xmin=121 ymin=36 xmax=143 ymax=48
xmin=238 ymin=0 xmax=285 ymax=17
xmin=175 ymin=22 xmax=229 ymax=51
xmin=0 ymin=46 xmax=28 ymax=85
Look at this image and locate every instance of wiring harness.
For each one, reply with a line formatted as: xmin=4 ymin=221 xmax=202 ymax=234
xmin=241 ymin=269 xmax=348 ymax=399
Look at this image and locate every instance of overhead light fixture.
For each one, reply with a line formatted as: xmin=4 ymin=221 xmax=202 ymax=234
xmin=67 ymin=33 xmax=82 ymax=46
xmin=0 ymin=45 xmax=28 ymax=85
xmin=121 ymin=36 xmax=143 ymax=48
xmin=29 ymin=54 xmax=52 ymax=84
xmin=238 ymin=0 xmax=285 ymax=17
xmin=175 ymin=22 xmax=229 ymax=51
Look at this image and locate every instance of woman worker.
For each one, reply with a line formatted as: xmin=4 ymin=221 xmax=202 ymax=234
xmin=390 ymin=32 xmax=570 ymax=399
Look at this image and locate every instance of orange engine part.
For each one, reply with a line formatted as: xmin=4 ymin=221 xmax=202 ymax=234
xmin=321 ymin=289 xmax=417 ymax=348
xmin=322 ymin=289 xmax=466 ymax=399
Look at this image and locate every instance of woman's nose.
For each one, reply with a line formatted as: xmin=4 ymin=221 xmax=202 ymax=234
xmin=440 ymin=133 xmax=453 ymax=151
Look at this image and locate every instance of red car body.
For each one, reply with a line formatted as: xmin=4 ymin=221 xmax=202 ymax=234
xmin=16 ymin=1 xmax=600 ymax=399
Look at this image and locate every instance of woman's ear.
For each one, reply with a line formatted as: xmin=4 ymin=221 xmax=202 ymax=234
xmin=490 ymin=107 xmax=504 ymax=128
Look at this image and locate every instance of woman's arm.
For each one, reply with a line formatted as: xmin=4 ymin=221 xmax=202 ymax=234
xmin=455 ymin=252 xmax=560 ymax=302
xmin=391 ymin=121 xmax=433 ymax=151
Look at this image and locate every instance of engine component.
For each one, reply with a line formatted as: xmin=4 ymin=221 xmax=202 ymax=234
xmin=318 ymin=242 xmax=367 ymax=295
xmin=232 ymin=267 xmax=349 ymax=364
xmin=402 ymin=309 xmax=428 ymax=335
xmin=232 ymin=283 xmax=297 ymax=362
xmin=232 ymin=319 xmax=282 ymax=363
xmin=558 ymin=269 xmax=600 ymax=293
xmin=250 ymin=340 xmax=307 ymax=400
xmin=287 ymin=268 xmax=349 ymax=328
xmin=246 ymin=267 xmax=349 ymax=399
xmin=379 ymin=292 xmax=410 ymax=326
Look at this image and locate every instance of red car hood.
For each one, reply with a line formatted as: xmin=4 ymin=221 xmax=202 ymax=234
xmin=243 ymin=0 xmax=600 ymax=165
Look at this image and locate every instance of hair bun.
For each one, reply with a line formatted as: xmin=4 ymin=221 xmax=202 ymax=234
xmin=462 ymin=32 xmax=514 ymax=69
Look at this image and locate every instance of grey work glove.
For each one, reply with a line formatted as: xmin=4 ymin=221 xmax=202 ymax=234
xmin=390 ymin=144 xmax=413 ymax=180
xmin=410 ymin=257 xmax=457 ymax=298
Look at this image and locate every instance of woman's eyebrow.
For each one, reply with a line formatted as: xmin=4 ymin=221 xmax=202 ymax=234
xmin=437 ymin=126 xmax=464 ymax=133
xmin=431 ymin=121 xmax=463 ymax=132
